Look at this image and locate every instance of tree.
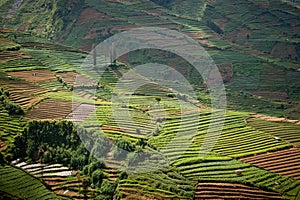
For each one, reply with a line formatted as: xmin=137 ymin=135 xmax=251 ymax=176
xmin=155 ymin=97 xmax=161 ymax=104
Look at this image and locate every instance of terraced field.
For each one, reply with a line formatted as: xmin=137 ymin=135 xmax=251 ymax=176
xmin=0 ymin=110 xmax=23 ymax=152
xmin=0 ymin=76 xmax=48 ymax=110
xmin=7 ymin=69 xmax=56 ymax=83
xmin=247 ymin=118 xmax=300 ymax=147
xmin=194 ymin=182 xmax=283 ymax=199
xmin=25 ymin=99 xmax=78 ymax=120
xmin=117 ymin=168 xmax=196 ymax=200
xmin=12 ymin=159 xmax=98 ymax=199
xmin=0 ymin=164 xmax=59 ymax=199
xmin=240 ymin=148 xmax=300 ymax=181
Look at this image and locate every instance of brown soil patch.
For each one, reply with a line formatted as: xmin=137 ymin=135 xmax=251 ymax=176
xmin=25 ymin=99 xmax=79 ymax=120
xmin=0 ymin=51 xmax=31 ymax=63
xmin=213 ymin=18 xmax=227 ymax=32
xmin=250 ymin=113 xmax=299 ymax=124
xmin=271 ymin=42 xmax=297 ymax=59
xmin=76 ymin=7 xmax=117 ymax=25
xmin=0 ymin=141 xmax=7 ymax=152
xmin=145 ymin=9 xmax=165 ymax=16
xmin=251 ymin=90 xmax=289 ymax=101
xmin=56 ymin=71 xmax=95 ymax=87
xmin=8 ymin=69 xmax=56 ymax=83
xmin=252 ymin=1 xmax=270 ymax=8
xmin=226 ymin=27 xmax=252 ymax=43
xmin=217 ymin=62 xmax=233 ymax=84
xmin=83 ymin=31 xmax=97 ymax=39
xmin=240 ymin=148 xmax=300 ymax=181
xmin=17 ymin=23 xmax=31 ymax=32
xmin=195 ymin=182 xmax=282 ymax=199
xmin=0 ymin=79 xmax=48 ymax=109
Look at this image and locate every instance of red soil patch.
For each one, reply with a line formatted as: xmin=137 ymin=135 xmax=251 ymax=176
xmin=76 ymin=7 xmax=117 ymax=25
xmin=8 ymin=69 xmax=56 ymax=83
xmin=195 ymin=182 xmax=282 ymax=199
xmin=240 ymin=148 xmax=300 ymax=181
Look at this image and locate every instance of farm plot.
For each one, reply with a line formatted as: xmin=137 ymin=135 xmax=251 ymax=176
xmin=95 ymin=105 xmax=156 ymax=140
xmin=0 ymin=164 xmax=59 ymax=200
xmin=25 ymin=99 xmax=79 ymax=120
xmin=240 ymin=148 xmax=300 ymax=181
xmin=173 ymin=155 xmax=300 ymax=199
xmin=0 ymin=110 xmax=23 ymax=151
xmin=117 ymin=168 xmax=196 ymax=200
xmin=7 ymin=69 xmax=56 ymax=83
xmin=150 ymin=110 xmax=290 ymax=160
xmin=194 ymin=182 xmax=282 ymax=199
xmin=0 ymin=79 xmax=47 ymax=109
xmin=247 ymin=118 xmax=300 ymax=147
xmin=66 ymin=103 xmax=97 ymax=122
xmin=13 ymin=159 xmax=98 ymax=199
xmin=56 ymin=71 xmax=95 ymax=87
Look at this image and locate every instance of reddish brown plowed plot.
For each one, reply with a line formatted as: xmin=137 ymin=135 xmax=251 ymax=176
xmin=0 ymin=79 xmax=48 ymax=109
xmin=194 ymin=182 xmax=282 ymax=199
xmin=25 ymin=99 xmax=80 ymax=120
xmin=7 ymin=69 xmax=56 ymax=83
xmin=240 ymin=148 xmax=300 ymax=181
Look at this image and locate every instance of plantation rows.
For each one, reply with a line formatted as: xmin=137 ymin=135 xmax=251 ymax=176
xmin=117 ymin=168 xmax=196 ymax=200
xmin=12 ymin=159 xmax=98 ymax=199
xmin=240 ymin=148 xmax=300 ymax=181
xmin=0 ymin=78 xmax=47 ymax=109
xmin=150 ymin=110 xmax=290 ymax=160
xmin=0 ymin=164 xmax=58 ymax=199
xmin=0 ymin=110 xmax=23 ymax=151
xmin=248 ymin=118 xmax=300 ymax=147
xmin=25 ymin=99 xmax=77 ymax=120
xmin=194 ymin=182 xmax=283 ymax=199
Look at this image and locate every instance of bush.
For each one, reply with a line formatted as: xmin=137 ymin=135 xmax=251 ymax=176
xmin=91 ymin=169 xmax=105 ymax=187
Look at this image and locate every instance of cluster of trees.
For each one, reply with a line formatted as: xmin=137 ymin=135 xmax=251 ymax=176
xmin=0 ymin=88 xmax=24 ymax=115
xmin=14 ymin=120 xmax=81 ymax=164
xmin=13 ymin=120 xmax=118 ymax=199
xmin=12 ymin=120 xmax=161 ymax=199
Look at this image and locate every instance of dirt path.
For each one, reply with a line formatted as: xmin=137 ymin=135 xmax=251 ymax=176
xmin=250 ymin=113 xmax=300 ymax=124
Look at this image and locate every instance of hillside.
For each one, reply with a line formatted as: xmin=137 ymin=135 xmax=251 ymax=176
xmin=0 ymin=0 xmax=300 ymax=199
